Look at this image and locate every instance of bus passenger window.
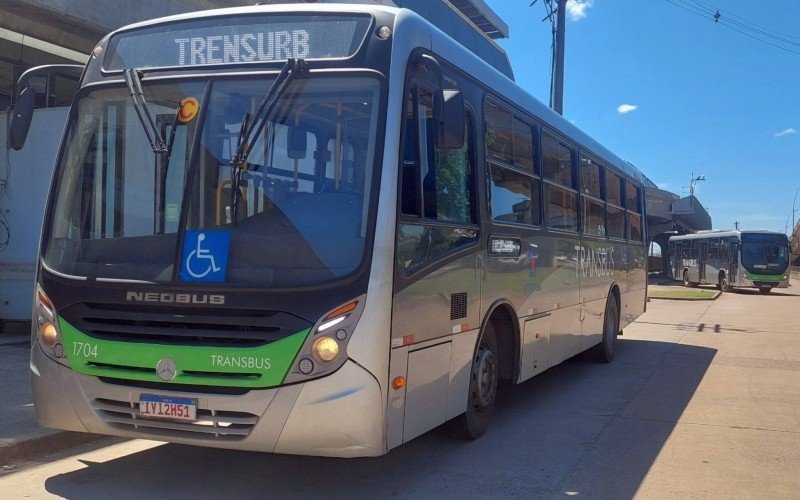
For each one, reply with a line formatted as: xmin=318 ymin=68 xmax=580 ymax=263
xmin=489 ymin=165 xmax=540 ymax=225
xmin=484 ymin=102 xmax=534 ymax=170
xmin=542 ymin=133 xmax=574 ymax=187
xmin=607 ymin=205 xmax=625 ymax=239
xmin=584 ymin=198 xmax=605 ymax=236
xmin=626 ymin=182 xmax=641 ymax=213
xmin=580 ymin=155 xmax=602 ymax=198
xmin=546 ymin=183 xmax=578 ymax=231
xmin=606 ymin=171 xmax=623 ymax=206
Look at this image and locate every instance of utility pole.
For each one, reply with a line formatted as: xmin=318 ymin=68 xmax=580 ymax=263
xmin=734 ymin=221 xmax=740 ymax=230
xmin=792 ymin=187 xmax=799 ymax=233
xmin=553 ymin=0 xmax=567 ymax=115
xmin=531 ymin=0 xmax=569 ymax=115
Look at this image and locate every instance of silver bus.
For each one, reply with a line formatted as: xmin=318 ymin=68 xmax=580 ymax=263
xmin=669 ymin=230 xmax=790 ymax=294
xmin=13 ymin=1 xmax=648 ymax=457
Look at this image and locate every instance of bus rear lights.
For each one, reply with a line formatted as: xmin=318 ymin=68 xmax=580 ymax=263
xmin=298 ymin=358 xmax=314 ymax=375
xmin=313 ymin=337 xmax=339 ymax=362
xmin=41 ymin=323 xmax=58 ymax=346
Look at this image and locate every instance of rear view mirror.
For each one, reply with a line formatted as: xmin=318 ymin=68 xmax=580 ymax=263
xmin=6 ymin=64 xmax=83 ymax=151
xmin=8 ymin=86 xmax=35 ymax=151
xmin=287 ymin=125 xmax=308 ymax=160
xmin=433 ymin=89 xmax=464 ymax=149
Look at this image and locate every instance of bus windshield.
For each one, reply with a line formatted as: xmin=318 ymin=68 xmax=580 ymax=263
xmin=741 ymin=233 xmax=789 ymax=274
xmin=43 ymin=76 xmax=381 ymax=286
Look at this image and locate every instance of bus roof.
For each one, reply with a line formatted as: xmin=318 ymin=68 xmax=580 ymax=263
xmin=669 ymin=230 xmax=789 ymax=242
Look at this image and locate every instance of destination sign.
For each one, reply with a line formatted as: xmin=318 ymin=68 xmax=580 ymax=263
xmin=104 ymin=15 xmax=372 ymax=71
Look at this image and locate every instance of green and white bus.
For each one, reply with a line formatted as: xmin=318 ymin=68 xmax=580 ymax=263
xmin=669 ymin=230 xmax=790 ymax=294
xmin=15 ymin=1 xmax=648 ymax=457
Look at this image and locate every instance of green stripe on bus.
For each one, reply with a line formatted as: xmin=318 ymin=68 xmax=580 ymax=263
xmin=58 ymin=318 xmax=309 ymax=388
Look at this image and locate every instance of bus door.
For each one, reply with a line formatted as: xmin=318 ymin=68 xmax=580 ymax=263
xmin=729 ymin=240 xmax=739 ymax=284
xmin=674 ymin=242 xmax=683 ymax=279
xmin=699 ymin=241 xmax=708 ymax=282
xmin=390 ymin=71 xmax=480 ymax=445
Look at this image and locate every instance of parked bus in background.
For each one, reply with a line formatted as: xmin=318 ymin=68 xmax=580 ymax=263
xmin=669 ymin=230 xmax=790 ymax=294
xmin=11 ymin=1 xmax=649 ymax=457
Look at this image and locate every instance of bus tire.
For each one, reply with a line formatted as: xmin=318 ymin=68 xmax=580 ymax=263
xmin=759 ymin=287 xmax=772 ymax=295
xmin=718 ymin=272 xmax=732 ymax=292
xmin=452 ymin=322 xmax=499 ymax=440
xmin=683 ymin=270 xmax=691 ymax=287
xmin=587 ymin=295 xmax=619 ymax=363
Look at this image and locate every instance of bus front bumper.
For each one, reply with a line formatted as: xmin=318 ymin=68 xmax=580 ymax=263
xmin=31 ymin=345 xmax=386 ymax=457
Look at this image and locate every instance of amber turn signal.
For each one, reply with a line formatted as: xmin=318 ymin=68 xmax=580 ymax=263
xmin=392 ymin=376 xmax=406 ymax=390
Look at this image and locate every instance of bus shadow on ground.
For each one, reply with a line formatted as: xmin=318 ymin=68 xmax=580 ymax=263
xmin=43 ymin=339 xmax=716 ymax=498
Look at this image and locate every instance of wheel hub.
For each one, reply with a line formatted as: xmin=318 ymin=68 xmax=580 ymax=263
xmin=474 ymin=346 xmax=497 ymax=408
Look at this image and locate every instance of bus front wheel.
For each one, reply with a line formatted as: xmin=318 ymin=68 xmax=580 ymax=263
xmin=718 ymin=273 xmax=732 ymax=292
xmin=453 ymin=323 xmax=498 ymax=440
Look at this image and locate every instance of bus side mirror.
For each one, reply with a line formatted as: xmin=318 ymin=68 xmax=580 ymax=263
xmin=6 ymin=64 xmax=83 ymax=151
xmin=8 ymin=86 xmax=36 ymax=151
xmin=433 ymin=89 xmax=464 ymax=149
xmin=287 ymin=125 xmax=308 ymax=160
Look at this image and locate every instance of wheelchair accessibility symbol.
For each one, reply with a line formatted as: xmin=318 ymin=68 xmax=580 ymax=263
xmin=180 ymin=230 xmax=230 ymax=283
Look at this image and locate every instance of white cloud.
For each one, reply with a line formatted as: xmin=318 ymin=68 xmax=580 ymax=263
xmin=617 ymin=104 xmax=638 ymax=115
xmin=566 ymin=0 xmax=595 ymax=21
xmin=774 ymin=127 xmax=796 ymax=138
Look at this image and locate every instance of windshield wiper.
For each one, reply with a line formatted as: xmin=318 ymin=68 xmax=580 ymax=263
xmin=228 ymin=58 xmax=309 ymax=224
xmin=123 ymin=68 xmax=168 ymax=154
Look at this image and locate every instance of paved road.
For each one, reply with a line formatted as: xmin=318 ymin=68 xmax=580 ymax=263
xmin=2 ymin=286 xmax=799 ymax=498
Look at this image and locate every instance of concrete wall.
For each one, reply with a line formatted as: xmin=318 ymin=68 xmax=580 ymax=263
xmin=0 ymin=107 xmax=68 ymax=321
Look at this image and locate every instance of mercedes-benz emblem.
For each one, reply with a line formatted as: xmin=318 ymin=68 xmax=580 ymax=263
xmin=156 ymin=358 xmax=177 ymax=381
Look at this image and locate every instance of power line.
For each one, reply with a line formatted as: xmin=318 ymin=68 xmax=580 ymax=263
xmin=683 ymin=0 xmax=800 ymax=49
xmin=661 ymin=0 xmax=800 ymax=56
xmin=689 ymin=0 xmax=800 ymax=41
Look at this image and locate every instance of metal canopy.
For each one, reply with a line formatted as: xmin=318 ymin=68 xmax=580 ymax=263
xmin=446 ymin=0 xmax=509 ymax=39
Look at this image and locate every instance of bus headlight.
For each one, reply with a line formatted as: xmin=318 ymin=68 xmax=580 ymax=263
xmin=35 ymin=285 xmax=68 ymax=366
xmin=284 ymin=295 xmax=366 ymax=384
xmin=313 ymin=337 xmax=339 ymax=362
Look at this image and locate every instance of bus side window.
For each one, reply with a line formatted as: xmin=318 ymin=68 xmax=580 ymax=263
xmin=400 ymin=89 xmax=421 ymax=216
xmin=396 ymin=85 xmax=478 ymax=275
xmin=719 ymin=240 xmax=729 ymax=260
xmin=708 ymin=239 xmax=719 ymax=259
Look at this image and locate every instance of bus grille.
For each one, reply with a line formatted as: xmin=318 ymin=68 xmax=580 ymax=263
xmin=60 ymin=302 xmax=311 ymax=348
xmin=92 ymin=398 xmax=258 ymax=441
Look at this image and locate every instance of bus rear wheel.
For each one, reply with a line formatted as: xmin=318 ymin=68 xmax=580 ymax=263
xmin=759 ymin=287 xmax=772 ymax=295
xmin=586 ymin=295 xmax=619 ymax=363
xmin=453 ymin=323 xmax=498 ymax=440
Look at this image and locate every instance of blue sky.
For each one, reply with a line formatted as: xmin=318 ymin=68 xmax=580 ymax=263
xmin=490 ymin=0 xmax=800 ymax=233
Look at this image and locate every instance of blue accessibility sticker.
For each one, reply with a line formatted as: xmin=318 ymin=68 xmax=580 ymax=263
xmin=180 ymin=230 xmax=231 ymax=283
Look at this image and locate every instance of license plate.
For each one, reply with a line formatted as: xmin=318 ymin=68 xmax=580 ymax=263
xmin=139 ymin=394 xmax=197 ymax=421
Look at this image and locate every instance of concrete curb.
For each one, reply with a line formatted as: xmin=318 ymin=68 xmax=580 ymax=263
xmin=0 ymin=431 xmax=103 ymax=468
xmin=648 ymin=291 xmax=721 ymax=301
